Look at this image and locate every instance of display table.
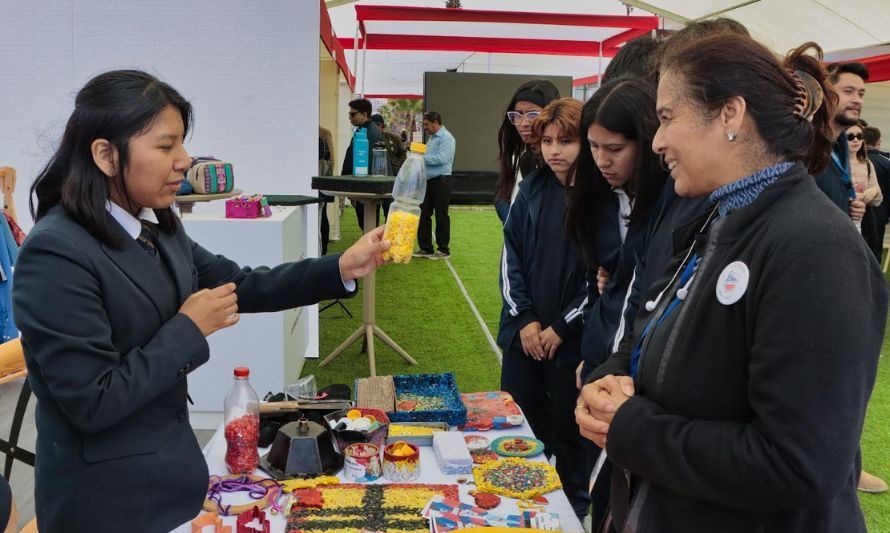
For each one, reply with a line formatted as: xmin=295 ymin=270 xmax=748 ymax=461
xmin=311 ymin=176 xmax=417 ymax=377
xmin=171 ymin=420 xmax=584 ymax=532
xmin=181 ymin=206 xmax=317 ymax=429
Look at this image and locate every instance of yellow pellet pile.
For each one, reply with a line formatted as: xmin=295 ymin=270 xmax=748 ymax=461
xmin=382 ymin=210 xmax=421 ymax=264
xmin=388 ymin=424 xmax=444 ymax=437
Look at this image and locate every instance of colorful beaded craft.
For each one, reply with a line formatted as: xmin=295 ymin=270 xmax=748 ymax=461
xmin=396 ymin=394 xmax=446 ymax=412
xmin=286 ymin=483 xmax=458 ymax=532
xmin=472 ymin=457 xmax=562 ymax=500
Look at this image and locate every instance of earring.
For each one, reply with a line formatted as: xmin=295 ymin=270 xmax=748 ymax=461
xmin=727 ymin=131 xmax=737 ymax=142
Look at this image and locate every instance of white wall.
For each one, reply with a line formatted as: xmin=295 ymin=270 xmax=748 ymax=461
xmin=0 ymin=0 xmax=320 ymax=234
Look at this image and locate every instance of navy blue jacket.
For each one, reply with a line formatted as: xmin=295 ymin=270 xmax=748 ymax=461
xmin=813 ymin=134 xmax=854 ymax=215
xmin=579 ymin=190 xmax=642 ymax=375
xmin=498 ymin=168 xmax=588 ymax=362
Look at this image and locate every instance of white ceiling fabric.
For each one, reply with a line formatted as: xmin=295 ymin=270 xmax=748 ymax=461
xmin=327 ymin=0 xmax=890 ymax=96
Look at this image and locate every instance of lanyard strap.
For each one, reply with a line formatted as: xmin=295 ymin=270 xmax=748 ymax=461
xmin=630 ymin=254 xmax=699 ymax=379
xmin=831 ymin=152 xmax=857 ymax=200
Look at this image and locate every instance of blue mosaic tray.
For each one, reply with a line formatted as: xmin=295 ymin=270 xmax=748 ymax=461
xmin=384 ymin=373 xmax=467 ymax=426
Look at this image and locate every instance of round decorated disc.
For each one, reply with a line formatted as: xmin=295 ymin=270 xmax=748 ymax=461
xmin=490 ymin=436 xmax=545 ymax=457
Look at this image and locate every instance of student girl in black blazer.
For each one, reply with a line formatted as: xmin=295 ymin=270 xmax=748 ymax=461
xmin=12 ymin=70 xmax=389 ymax=532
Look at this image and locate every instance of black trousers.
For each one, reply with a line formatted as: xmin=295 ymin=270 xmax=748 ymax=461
xmin=417 ymin=176 xmax=452 ymax=253
xmin=501 ymin=337 xmax=593 ymax=519
xmin=355 ymin=199 xmax=392 ymax=232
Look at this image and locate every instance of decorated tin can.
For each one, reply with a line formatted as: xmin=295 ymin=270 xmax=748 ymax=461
xmin=383 ymin=441 xmax=421 ymax=481
xmin=343 ymin=443 xmax=382 ymax=482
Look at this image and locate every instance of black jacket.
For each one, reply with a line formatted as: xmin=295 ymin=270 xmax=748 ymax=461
xmin=498 ymin=168 xmax=587 ymax=362
xmin=13 ymin=207 xmax=354 ymax=532
xmin=589 ymin=183 xmax=712 ymax=382
xmin=867 ymin=148 xmax=890 ymax=228
xmin=813 ymin=133 xmax=854 ymax=215
xmin=600 ymin=165 xmax=886 ymax=532
xmin=341 ymin=120 xmax=384 ymax=176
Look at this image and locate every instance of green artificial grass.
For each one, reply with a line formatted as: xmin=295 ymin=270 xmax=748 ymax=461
xmin=308 ymin=206 xmax=890 ymax=528
xmin=441 ymin=207 xmax=505 ymax=334
xmin=861 ymin=307 xmax=890 ymax=531
xmin=303 ymin=207 xmax=503 ymax=393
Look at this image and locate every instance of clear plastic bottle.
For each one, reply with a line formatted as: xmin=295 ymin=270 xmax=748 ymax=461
xmin=224 ymin=366 xmax=260 ymax=474
xmin=383 ymin=142 xmax=427 ymax=264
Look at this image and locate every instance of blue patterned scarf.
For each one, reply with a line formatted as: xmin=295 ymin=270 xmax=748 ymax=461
xmin=710 ymin=162 xmax=794 ymax=218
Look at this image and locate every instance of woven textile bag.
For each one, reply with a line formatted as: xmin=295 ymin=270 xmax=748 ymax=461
xmin=185 ymin=156 xmax=234 ymax=194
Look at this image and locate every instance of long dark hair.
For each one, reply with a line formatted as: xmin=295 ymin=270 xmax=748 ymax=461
xmin=660 ymin=36 xmax=834 ymax=175
xmin=495 ymin=80 xmax=560 ymax=201
xmin=567 ymin=77 xmax=667 ymax=265
xmin=849 ymin=125 xmax=868 ymax=163
xmin=30 ymin=69 xmax=193 ymax=245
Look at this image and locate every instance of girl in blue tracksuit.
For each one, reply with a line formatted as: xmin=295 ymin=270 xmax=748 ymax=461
xmin=498 ymin=98 xmax=591 ymax=519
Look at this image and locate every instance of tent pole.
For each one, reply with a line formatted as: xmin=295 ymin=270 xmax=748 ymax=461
xmin=597 ymin=42 xmax=603 ymax=88
xmin=352 ymin=23 xmax=359 ymax=96
xmin=361 ymin=33 xmax=368 ymax=97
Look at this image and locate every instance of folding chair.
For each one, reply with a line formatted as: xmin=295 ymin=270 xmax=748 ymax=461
xmin=0 ymin=339 xmax=34 ymax=480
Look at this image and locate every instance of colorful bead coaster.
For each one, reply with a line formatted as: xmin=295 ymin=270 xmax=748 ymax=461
xmin=459 ymin=391 xmax=525 ymax=431
xmin=463 ymin=435 xmax=490 ymax=451
xmin=490 ymin=436 xmax=545 ymax=458
xmin=473 ymin=457 xmax=562 ymax=500
xmin=286 ymin=483 xmax=459 ymax=533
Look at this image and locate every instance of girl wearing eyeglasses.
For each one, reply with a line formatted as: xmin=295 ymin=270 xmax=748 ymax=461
xmin=847 ymin=123 xmax=882 ymax=233
xmin=495 ymin=80 xmax=560 ymax=223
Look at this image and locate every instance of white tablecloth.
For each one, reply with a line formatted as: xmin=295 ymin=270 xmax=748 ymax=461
xmin=172 ymin=422 xmax=584 ymax=532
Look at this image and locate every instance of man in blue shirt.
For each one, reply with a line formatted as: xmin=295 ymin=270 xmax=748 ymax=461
xmin=415 ymin=111 xmax=456 ymax=258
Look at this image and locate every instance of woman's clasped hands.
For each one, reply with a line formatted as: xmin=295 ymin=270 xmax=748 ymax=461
xmin=575 ymin=374 xmax=635 ymax=448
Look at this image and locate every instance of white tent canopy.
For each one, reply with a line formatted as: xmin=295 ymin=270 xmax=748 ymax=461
xmin=327 ymin=0 xmax=890 ymax=97
xmin=623 ymin=0 xmax=890 ymax=54
xmin=327 ymin=0 xmax=660 ymax=96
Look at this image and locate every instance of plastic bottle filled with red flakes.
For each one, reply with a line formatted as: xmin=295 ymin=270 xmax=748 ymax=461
xmin=224 ymin=366 xmax=260 ymax=474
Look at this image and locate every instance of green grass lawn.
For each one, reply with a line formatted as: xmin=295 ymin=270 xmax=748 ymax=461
xmin=303 ymin=207 xmax=504 ymax=393
xmin=308 ymin=205 xmax=890 ymax=528
xmin=862 ymin=310 xmax=890 ymax=531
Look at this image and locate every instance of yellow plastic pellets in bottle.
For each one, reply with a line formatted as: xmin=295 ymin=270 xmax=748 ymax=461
xmin=383 ymin=209 xmax=421 ymax=263
xmin=383 ymin=141 xmax=427 ymax=264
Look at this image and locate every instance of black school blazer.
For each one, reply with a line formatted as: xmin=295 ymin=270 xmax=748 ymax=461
xmin=12 ymin=206 xmax=353 ymax=532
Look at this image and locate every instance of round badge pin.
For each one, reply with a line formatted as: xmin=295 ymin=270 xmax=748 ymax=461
xmin=715 ymin=261 xmax=749 ymax=305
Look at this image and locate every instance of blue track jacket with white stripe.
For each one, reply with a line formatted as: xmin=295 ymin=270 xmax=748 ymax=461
xmin=497 ymin=167 xmax=589 ymax=363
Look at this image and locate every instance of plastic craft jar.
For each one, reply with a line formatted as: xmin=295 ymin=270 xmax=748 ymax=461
xmin=383 ymin=441 xmax=421 ymax=481
xmin=344 ymin=443 xmax=382 ymax=482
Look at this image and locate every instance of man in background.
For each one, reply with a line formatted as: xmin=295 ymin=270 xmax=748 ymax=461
xmin=814 ymin=63 xmax=868 ymax=224
xmin=371 ymin=113 xmax=407 ymax=175
xmin=414 ymin=111 xmax=456 ymax=259
xmin=342 ymin=98 xmax=385 ymax=231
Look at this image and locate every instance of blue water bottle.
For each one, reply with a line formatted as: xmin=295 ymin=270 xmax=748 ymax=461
xmin=353 ymin=129 xmax=369 ymax=176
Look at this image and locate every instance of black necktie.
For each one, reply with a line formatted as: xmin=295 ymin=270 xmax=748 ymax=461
xmin=136 ymin=220 xmax=159 ymax=257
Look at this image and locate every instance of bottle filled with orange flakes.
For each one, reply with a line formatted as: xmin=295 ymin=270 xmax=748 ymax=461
xmin=382 ymin=142 xmax=427 ymax=263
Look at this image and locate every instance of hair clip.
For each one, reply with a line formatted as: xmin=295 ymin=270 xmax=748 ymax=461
xmin=788 ymin=69 xmax=824 ymax=122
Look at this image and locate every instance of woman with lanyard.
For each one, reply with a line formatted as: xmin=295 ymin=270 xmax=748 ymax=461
xmin=574 ymin=35 xmax=886 ymax=533
xmin=494 ymin=80 xmax=560 ymax=223
xmin=12 ymin=70 xmax=389 ymax=532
